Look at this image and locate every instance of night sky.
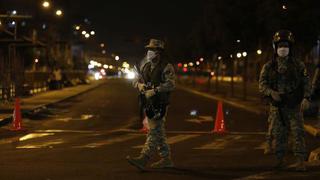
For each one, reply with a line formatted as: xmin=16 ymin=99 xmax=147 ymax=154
xmin=0 ymin=0 xmax=204 ymax=61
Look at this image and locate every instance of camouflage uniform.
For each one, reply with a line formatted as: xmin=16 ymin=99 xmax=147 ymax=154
xmin=133 ymin=60 xmax=176 ymax=159
xmin=259 ymin=57 xmax=311 ymax=160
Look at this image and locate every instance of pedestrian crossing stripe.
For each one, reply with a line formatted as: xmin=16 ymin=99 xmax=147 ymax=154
xmin=16 ymin=139 xmax=65 ymax=149
xmin=132 ymin=134 xmax=200 ymax=149
xmin=254 ymin=142 xmax=267 ymax=150
xmin=73 ymin=134 xmax=142 ymax=148
xmin=194 ymin=135 xmax=242 ymax=150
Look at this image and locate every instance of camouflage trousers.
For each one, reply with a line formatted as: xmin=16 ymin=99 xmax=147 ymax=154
xmin=269 ymin=106 xmax=306 ymax=159
xmin=140 ymin=116 xmax=170 ymax=158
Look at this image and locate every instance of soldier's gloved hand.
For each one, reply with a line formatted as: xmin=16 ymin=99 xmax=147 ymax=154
xmin=145 ymin=89 xmax=156 ymax=99
xmin=270 ymin=90 xmax=281 ymax=102
xmin=137 ymin=83 xmax=146 ymax=92
xmin=301 ymin=98 xmax=311 ymax=111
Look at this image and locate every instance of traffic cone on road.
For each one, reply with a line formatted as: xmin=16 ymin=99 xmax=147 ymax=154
xmin=11 ymin=98 xmax=23 ymax=131
xmin=139 ymin=116 xmax=149 ymax=134
xmin=212 ymin=101 xmax=226 ymax=133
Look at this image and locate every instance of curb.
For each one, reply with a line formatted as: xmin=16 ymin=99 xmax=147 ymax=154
xmin=177 ymin=85 xmax=320 ymax=137
xmin=0 ymin=80 xmax=107 ymax=127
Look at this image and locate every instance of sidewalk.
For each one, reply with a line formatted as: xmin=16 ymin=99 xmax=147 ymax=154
xmin=0 ymin=79 xmax=107 ymax=126
xmin=178 ymin=76 xmax=320 ymax=137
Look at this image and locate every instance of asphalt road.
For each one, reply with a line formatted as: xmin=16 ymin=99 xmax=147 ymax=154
xmin=0 ymin=78 xmax=319 ymax=180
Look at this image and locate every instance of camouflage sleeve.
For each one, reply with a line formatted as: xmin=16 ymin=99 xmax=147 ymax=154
xmin=299 ymin=61 xmax=312 ymax=98
xmin=156 ymin=63 xmax=176 ymax=92
xmin=259 ymin=63 xmax=273 ymax=96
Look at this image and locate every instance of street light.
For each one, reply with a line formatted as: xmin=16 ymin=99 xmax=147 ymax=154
xmin=200 ymin=58 xmax=204 ymax=62
xmin=115 ymin=56 xmax=120 ymax=61
xmin=242 ymin=52 xmax=248 ymax=57
xmin=196 ymin=61 xmax=200 ymax=65
xmin=75 ymin=25 xmax=80 ymax=30
xmin=42 ymin=1 xmax=50 ymax=8
xmin=257 ymin=49 xmax=262 ymax=55
xmin=11 ymin=10 xmax=17 ymax=15
xmin=85 ymin=33 xmax=90 ymax=38
xmin=81 ymin=30 xmax=86 ymax=35
xmin=55 ymin=9 xmax=63 ymax=16
xmin=100 ymin=43 xmax=105 ymax=48
xmin=102 ymin=50 xmax=106 ymax=54
xmin=282 ymin=5 xmax=287 ymax=10
xmin=90 ymin=30 xmax=95 ymax=35
xmin=34 ymin=58 xmax=39 ymax=63
xmin=218 ymin=56 xmax=222 ymax=60
xmin=189 ymin=62 xmax=194 ymax=67
xmin=236 ymin=39 xmax=241 ymax=43
xmin=236 ymin=53 xmax=242 ymax=58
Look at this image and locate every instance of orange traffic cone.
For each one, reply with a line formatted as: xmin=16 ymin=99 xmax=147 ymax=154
xmin=139 ymin=116 xmax=149 ymax=133
xmin=212 ymin=101 xmax=226 ymax=133
xmin=11 ymin=98 xmax=23 ymax=131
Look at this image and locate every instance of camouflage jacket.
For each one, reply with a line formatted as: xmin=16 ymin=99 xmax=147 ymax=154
xmin=259 ymin=57 xmax=311 ymax=103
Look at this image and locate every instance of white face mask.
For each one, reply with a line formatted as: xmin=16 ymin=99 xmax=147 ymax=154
xmin=277 ymin=47 xmax=289 ymax=57
xmin=147 ymin=50 xmax=157 ymax=61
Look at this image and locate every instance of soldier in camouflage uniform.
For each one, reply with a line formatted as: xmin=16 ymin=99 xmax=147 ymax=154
xmin=259 ymin=30 xmax=311 ymax=171
xmin=127 ymin=39 xmax=176 ymax=170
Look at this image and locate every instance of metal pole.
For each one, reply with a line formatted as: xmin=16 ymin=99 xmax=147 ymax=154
xmin=231 ymin=59 xmax=235 ymax=97
xmin=243 ymin=56 xmax=248 ymax=100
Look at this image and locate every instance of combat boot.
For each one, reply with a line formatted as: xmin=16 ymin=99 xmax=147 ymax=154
xmin=289 ymin=157 xmax=307 ymax=172
xmin=150 ymin=157 xmax=174 ymax=169
xmin=126 ymin=155 xmax=149 ymax=171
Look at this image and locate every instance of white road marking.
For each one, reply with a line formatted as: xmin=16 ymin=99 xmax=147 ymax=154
xmin=194 ymin=135 xmax=242 ymax=150
xmin=16 ymin=139 xmax=65 ymax=149
xmin=133 ymin=134 xmax=200 ymax=149
xmin=74 ymin=134 xmax=142 ymax=148
xmin=19 ymin=133 xmax=55 ymax=141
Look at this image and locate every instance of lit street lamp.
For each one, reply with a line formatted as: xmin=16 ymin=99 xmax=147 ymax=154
xmin=242 ymin=52 xmax=247 ymax=57
xmin=257 ymin=49 xmax=262 ymax=55
xmin=75 ymin=25 xmax=80 ymax=30
xmin=55 ymin=9 xmax=63 ymax=17
xmin=236 ymin=53 xmax=242 ymax=58
xmin=42 ymin=1 xmax=50 ymax=8
xmin=90 ymin=30 xmax=95 ymax=35
xmin=85 ymin=33 xmax=90 ymax=38
xmin=282 ymin=5 xmax=287 ymax=10
xmin=81 ymin=30 xmax=86 ymax=35
xmin=115 ymin=56 xmax=120 ymax=61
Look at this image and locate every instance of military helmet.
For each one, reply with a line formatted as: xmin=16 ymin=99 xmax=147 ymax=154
xmin=273 ymin=30 xmax=295 ymax=49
